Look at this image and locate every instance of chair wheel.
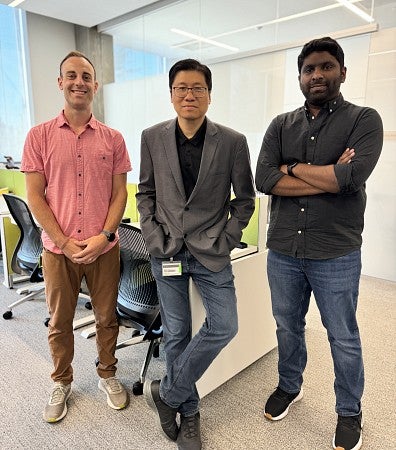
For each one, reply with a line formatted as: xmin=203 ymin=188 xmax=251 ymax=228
xmin=85 ymin=301 xmax=92 ymax=310
xmin=3 ymin=310 xmax=13 ymax=320
xmin=44 ymin=317 xmax=50 ymax=327
xmin=132 ymin=381 xmax=143 ymax=396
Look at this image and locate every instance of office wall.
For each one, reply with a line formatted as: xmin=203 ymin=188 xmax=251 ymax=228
xmin=26 ymin=13 xmax=75 ymax=125
xmin=104 ymin=29 xmax=396 ymax=281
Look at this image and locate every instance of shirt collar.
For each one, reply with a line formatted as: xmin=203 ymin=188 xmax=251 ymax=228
xmin=304 ymin=93 xmax=344 ymax=116
xmin=176 ymin=117 xmax=207 ymax=146
xmin=56 ymin=111 xmax=98 ymax=130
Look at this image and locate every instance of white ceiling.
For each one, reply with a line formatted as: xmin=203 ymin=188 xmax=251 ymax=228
xmin=0 ymin=0 xmax=394 ymax=61
xmin=0 ymin=0 xmax=165 ymax=27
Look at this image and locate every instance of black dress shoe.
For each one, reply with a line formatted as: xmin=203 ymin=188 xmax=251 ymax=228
xmin=177 ymin=412 xmax=202 ymax=450
xmin=143 ymin=379 xmax=179 ymax=441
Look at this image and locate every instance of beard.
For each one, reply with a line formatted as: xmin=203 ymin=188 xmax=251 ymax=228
xmin=300 ymin=76 xmax=343 ymax=106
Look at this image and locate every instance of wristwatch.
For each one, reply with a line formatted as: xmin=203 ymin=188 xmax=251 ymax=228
xmin=101 ymin=230 xmax=116 ymax=242
xmin=287 ymin=161 xmax=299 ymax=177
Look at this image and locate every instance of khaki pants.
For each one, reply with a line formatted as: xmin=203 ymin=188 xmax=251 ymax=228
xmin=42 ymin=244 xmax=120 ymax=383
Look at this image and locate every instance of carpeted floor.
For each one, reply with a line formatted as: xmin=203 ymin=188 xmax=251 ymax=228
xmin=0 ymin=261 xmax=395 ymax=450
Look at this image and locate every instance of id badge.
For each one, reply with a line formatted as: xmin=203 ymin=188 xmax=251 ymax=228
xmin=162 ymin=259 xmax=182 ymax=276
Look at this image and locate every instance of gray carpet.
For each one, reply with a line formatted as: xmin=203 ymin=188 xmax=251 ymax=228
xmin=0 ymin=262 xmax=395 ymax=449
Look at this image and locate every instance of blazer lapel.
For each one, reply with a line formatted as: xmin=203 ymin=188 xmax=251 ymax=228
xmin=162 ymin=119 xmax=186 ymax=200
xmin=189 ymin=118 xmax=219 ymax=200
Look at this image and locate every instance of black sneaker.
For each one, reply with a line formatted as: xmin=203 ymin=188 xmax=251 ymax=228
xmin=143 ymin=379 xmax=179 ymax=441
xmin=177 ymin=412 xmax=202 ymax=450
xmin=333 ymin=413 xmax=363 ymax=450
xmin=264 ymin=386 xmax=303 ymax=421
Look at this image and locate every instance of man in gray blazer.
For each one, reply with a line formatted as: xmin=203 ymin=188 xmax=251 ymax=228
xmin=137 ymin=59 xmax=255 ymax=449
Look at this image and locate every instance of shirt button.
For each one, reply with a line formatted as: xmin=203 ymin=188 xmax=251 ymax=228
xmin=77 ymin=229 xmax=81 ymax=233
xmin=329 ymin=109 xmax=333 ymax=113
xmin=298 ymin=230 xmax=302 ymax=234
xmin=311 ymin=136 xmax=315 ymax=140
xmin=184 ymin=206 xmax=189 ymax=211
xmin=301 ymin=208 xmax=305 ymax=212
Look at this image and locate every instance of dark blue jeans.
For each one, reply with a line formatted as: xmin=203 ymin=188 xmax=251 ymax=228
xmin=267 ymin=249 xmax=364 ymax=416
xmin=151 ymin=247 xmax=238 ymax=416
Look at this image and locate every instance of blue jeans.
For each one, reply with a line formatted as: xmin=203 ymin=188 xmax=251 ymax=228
xmin=150 ymin=247 xmax=238 ymax=416
xmin=267 ymin=249 xmax=364 ymax=416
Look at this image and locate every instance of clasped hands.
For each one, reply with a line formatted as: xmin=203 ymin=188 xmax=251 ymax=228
xmin=61 ymin=233 xmax=108 ymax=264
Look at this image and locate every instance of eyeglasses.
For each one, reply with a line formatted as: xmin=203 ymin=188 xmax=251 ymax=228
xmin=172 ymin=86 xmax=208 ymax=98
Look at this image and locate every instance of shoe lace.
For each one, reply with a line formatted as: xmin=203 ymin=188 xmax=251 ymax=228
xmin=182 ymin=415 xmax=198 ymax=438
xmin=49 ymin=384 xmax=68 ymax=405
xmin=103 ymin=377 xmax=123 ymax=393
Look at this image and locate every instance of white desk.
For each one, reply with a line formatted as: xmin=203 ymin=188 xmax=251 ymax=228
xmin=192 ymin=249 xmax=276 ymax=398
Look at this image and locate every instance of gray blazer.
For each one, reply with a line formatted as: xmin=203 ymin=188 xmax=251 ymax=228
xmin=136 ymin=117 xmax=255 ymax=272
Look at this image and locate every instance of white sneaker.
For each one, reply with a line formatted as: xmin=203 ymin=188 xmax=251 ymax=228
xmin=98 ymin=376 xmax=129 ymax=410
xmin=43 ymin=382 xmax=71 ymax=423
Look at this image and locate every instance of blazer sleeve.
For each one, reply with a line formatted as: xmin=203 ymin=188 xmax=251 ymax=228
xmin=136 ymin=129 xmax=165 ymax=245
xmin=224 ymin=134 xmax=255 ymax=248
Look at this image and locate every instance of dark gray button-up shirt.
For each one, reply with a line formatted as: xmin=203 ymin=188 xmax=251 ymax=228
xmin=255 ymin=94 xmax=383 ymax=259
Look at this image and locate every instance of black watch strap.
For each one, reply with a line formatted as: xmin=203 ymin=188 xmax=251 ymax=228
xmin=287 ymin=162 xmax=299 ymax=177
xmin=101 ymin=230 xmax=116 ymax=242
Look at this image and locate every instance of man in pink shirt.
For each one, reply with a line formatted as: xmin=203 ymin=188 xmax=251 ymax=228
xmin=21 ymin=51 xmax=132 ymax=422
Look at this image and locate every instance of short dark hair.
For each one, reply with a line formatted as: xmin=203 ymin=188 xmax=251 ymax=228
xmin=169 ymin=59 xmax=212 ymax=91
xmin=59 ymin=51 xmax=96 ymax=79
xmin=297 ymin=37 xmax=345 ymax=73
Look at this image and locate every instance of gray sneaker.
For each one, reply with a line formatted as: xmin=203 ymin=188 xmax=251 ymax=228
xmin=98 ymin=376 xmax=129 ymax=410
xmin=43 ymin=382 xmax=71 ymax=423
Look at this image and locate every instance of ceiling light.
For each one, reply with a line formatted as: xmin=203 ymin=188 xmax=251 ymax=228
xmin=336 ymin=0 xmax=374 ymax=23
xmin=171 ymin=28 xmax=239 ymax=52
xmin=173 ymin=1 xmax=371 ymax=50
xmin=8 ymin=0 xmax=26 ymax=7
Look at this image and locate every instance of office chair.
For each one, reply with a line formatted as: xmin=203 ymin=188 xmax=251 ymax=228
xmin=2 ymin=193 xmax=45 ymax=320
xmin=115 ymin=223 xmax=163 ymax=395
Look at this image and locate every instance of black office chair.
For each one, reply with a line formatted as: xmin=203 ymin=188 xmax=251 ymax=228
xmin=2 ymin=193 xmax=44 ymax=320
xmin=115 ymin=222 xmax=163 ymax=395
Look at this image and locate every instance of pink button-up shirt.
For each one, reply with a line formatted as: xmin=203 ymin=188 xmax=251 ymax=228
xmin=21 ymin=112 xmax=132 ymax=253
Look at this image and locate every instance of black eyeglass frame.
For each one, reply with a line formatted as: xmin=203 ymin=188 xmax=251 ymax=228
xmin=172 ymin=86 xmax=208 ymax=98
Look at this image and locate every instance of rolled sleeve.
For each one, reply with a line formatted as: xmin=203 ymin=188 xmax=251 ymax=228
xmin=334 ymin=108 xmax=383 ymax=194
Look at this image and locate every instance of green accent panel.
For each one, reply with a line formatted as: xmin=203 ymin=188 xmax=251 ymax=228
xmin=11 ymin=171 xmax=26 ymax=197
xmin=0 ymin=169 xmax=26 ymax=198
xmin=241 ymin=197 xmax=259 ymax=246
xmin=124 ymin=183 xmax=138 ymax=222
xmin=0 ymin=169 xmax=16 ymax=192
